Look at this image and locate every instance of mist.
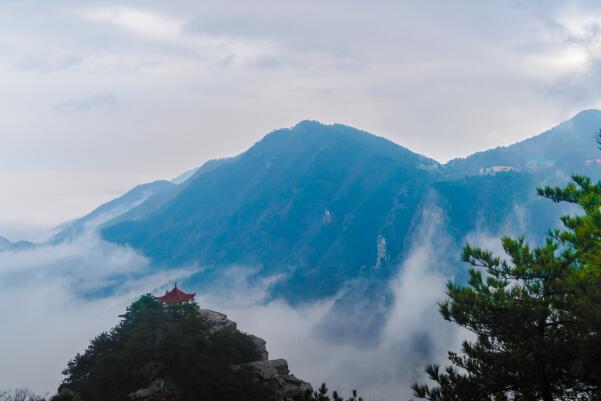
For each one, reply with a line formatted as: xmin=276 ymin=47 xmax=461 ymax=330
xmin=3 ymin=1 xmax=601 ymax=229
xmin=0 ymin=232 xmax=194 ymax=395
xmin=0 ymin=179 xmax=572 ymax=400
xmin=0 ymin=199 xmax=473 ymax=401
xmin=208 ymin=205 xmax=467 ymax=400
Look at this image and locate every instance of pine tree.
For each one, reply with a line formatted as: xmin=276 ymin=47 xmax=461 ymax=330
xmin=413 ymin=168 xmax=601 ymax=399
xmin=299 ymin=384 xmax=364 ymax=401
xmin=58 ymin=295 xmax=273 ymax=401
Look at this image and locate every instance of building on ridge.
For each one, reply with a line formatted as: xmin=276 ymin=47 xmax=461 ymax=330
xmin=154 ymin=283 xmax=196 ymax=304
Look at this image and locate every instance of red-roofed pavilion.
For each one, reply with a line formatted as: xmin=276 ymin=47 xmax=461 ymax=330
xmin=155 ymin=283 xmax=196 ymax=303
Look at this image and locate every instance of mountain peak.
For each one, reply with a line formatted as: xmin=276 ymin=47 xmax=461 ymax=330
xmin=292 ymin=119 xmax=325 ymax=130
xmin=251 ymin=120 xmax=436 ymax=168
xmin=443 ymin=109 xmax=601 ymax=178
xmin=571 ymin=108 xmax=601 ymax=119
xmin=561 ymin=109 xmax=601 ymax=129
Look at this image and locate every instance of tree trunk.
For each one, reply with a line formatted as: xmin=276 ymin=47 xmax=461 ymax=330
xmin=537 ymin=300 xmax=553 ymax=401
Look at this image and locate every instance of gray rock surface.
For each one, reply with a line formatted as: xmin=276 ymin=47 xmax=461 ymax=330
xmin=198 ymin=309 xmax=269 ymax=360
xmin=198 ymin=308 xmax=237 ymax=333
xmin=249 ymin=334 xmax=269 ymax=361
xmin=239 ymin=359 xmax=313 ymax=401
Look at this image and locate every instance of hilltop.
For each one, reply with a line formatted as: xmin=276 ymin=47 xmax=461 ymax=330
xmin=55 ymin=294 xmax=312 ymax=401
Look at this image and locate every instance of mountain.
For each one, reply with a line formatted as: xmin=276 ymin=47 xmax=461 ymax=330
xmin=49 ymin=157 xmax=239 ymax=245
xmin=97 ymin=112 xmax=601 ymax=310
xmin=444 ymin=109 xmax=601 ymax=179
xmin=106 ymin=157 xmax=239 ymax=227
xmin=103 ymin=121 xmax=439 ymax=303
xmin=431 ymin=110 xmax=601 ymax=245
xmin=170 ymin=159 xmax=236 ymax=185
xmin=170 ymin=166 xmax=200 ymax=184
xmin=52 ymin=180 xmax=176 ymax=242
xmin=0 ymin=236 xmax=11 ymax=251
xmin=0 ymin=235 xmax=34 ymax=252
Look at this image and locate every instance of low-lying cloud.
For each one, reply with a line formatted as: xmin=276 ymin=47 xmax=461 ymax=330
xmin=53 ymin=93 xmax=117 ymax=113
xmin=0 ymin=232 xmax=193 ymax=395
xmin=213 ymin=207 xmax=465 ymax=401
xmin=0 ymin=205 xmax=465 ymax=400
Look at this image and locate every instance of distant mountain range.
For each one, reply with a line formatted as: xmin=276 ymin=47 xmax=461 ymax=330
xmin=443 ymin=109 xmax=601 ymax=179
xmin=8 ymin=110 xmax=601 ymax=335
xmin=52 ymin=180 xmax=175 ymax=243
xmin=103 ymin=120 xmax=439 ymax=304
xmin=0 ymin=235 xmax=33 ymax=251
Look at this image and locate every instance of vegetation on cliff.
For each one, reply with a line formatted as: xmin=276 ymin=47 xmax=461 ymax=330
xmin=413 ymin=138 xmax=601 ymax=400
xmin=57 ymin=295 xmax=273 ymax=401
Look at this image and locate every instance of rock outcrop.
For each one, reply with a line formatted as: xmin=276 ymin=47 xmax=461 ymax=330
xmin=129 ymin=307 xmax=311 ymax=401
xmin=201 ymin=308 xmax=311 ymax=400
xmin=249 ymin=334 xmax=269 ymax=361
xmin=199 ymin=308 xmax=270 ymax=360
xmin=198 ymin=308 xmax=237 ymax=333
xmin=238 ymin=359 xmax=313 ymax=401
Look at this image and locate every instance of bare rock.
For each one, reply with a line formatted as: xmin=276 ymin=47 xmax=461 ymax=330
xmin=198 ymin=308 xmax=237 ymax=333
xmin=249 ymin=334 xmax=269 ymax=361
xmin=239 ymin=359 xmax=313 ymax=401
xmin=199 ymin=309 xmax=269 ymax=360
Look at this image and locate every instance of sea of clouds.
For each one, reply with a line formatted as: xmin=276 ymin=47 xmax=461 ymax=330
xmin=0 ymin=205 xmax=483 ymax=401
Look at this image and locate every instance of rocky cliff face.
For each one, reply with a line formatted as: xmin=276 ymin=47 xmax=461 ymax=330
xmin=198 ymin=308 xmax=270 ymax=361
xmin=129 ymin=308 xmax=312 ymax=401
xmin=237 ymin=359 xmax=313 ymax=401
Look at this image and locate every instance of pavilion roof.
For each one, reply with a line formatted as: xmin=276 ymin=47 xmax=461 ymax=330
xmin=155 ymin=284 xmax=196 ymax=303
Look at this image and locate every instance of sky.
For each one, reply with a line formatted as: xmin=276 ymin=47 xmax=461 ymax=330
xmin=3 ymin=0 xmax=601 ymax=237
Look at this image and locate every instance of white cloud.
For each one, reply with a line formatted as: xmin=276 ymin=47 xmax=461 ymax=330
xmin=198 ymin=205 xmax=466 ymax=400
xmin=0 ymin=204 xmax=466 ymax=401
xmin=526 ymin=45 xmax=591 ymax=75
xmin=517 ymin=9 xmax=601 ymax=79
xmin=53 ymin=93 xmax=116 ymax=113
xmin=82 ymin=6 xmax=183 ymax=42
xmin=0 ymin=231 xmax=195 ymax=394
xmin=80 ymin=5 xmax=275 ymax=63
xmin=6 ymin=1 xmax=601 ymax=227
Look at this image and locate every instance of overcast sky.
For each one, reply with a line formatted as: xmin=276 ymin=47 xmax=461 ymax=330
xmin=2 ymin=0 xmax=601 ymax=238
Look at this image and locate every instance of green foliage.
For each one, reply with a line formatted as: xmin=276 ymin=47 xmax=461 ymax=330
xmin=413 ymin=172 xmax=601 ymax=400
xmin=293 ymin=383 xmax=364 ymax=401
xmin=59 ymin=295 xmax=274 ymax=401
xmin=49 ymin=390 xmax=81 ymax=401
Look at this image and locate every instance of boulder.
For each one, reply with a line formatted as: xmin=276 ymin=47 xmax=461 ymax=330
xmin=199 ymin=309 xmax=269 ymax=360
xmin=239 ymin=359 xmax=313 ymax=401
xmin=198 ymin=308 xmax=237 ymax=333
xmin=249 ymin=334 xmax=269 ymax=361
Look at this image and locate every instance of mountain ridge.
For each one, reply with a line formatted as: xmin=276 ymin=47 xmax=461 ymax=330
xmin=63 ymin=110 xmax=601 ymax=236
xmin=6 ymin=111 xmax=601 ymax=315
xmin=101 ymin=120 xmax=439 ymax=302
xmin=443 ymin=109 xmax=601 ymax=178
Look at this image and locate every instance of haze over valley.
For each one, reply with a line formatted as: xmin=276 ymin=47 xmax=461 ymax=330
xmin=4 ymin=2 xmax=601 ymax=400
xmin=3 ymin=110 xmax=601 ymax=399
